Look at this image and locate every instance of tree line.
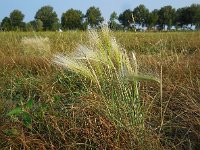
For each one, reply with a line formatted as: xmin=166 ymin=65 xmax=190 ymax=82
xmin=1 ymin=4 xmax=200 ymax=31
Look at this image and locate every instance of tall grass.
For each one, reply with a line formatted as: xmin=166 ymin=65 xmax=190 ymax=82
xmin=21 ymin=36 xmax=50 ymax=56
xmin=54 ymin=26 xmax=159 ymax=140
xmin=0 ymin=30 xmax=199 ymax=149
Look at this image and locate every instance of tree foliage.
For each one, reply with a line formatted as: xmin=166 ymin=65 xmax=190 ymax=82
xmin=61 ymin=9 xmax=84 ymax=30
xmin=118 ymin=9 xmax=134 ymax=29
xmin=1 ymin=17 xmax=12 ymax=31
xmin=35 ymin=19 xmax=43 ymax=31
xmin=35 ymin=5 xmax=59 ymax=31
xmin=26 ymin=22 xmax=34 ymax=31
xmin=110 ymin=12 xmax=118 ymax=22
xmin=176 ymin=7 xmax=188 ymax=27
xmin=190 ymin=4 xmax=200 ymax=29
xmin=133 ymin=4 xmax=149 ymax=27
xmin=147 ymin=9 xmax=159 ymax=29
xmin=109 ymin=11 xmax=121 ymax=30
xmin=29 ymin=19 xmax=43 ymax=31
xmin=1 ymin=3 xmax=200 ymax=31
xmin=9 ymin=9 xmax=24 ymax=30
xmin=175 ymin=4 xmax=200 ymax=29
xmin=158 ymin=5 xmax=176 ymax=30
xmin=85 ymin=6 xmax=104 ymax=28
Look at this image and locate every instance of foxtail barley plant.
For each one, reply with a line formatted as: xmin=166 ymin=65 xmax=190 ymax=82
xmin=21 ymin=36 xmax=50 ymax=56
xmin=54 ymin=26 xmax=159 ymax=130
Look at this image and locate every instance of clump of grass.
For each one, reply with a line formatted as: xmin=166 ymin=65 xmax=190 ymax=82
xmin=21 ymin=36 xmax=51 ymax=56
xmin=54 ymin=26 xmax=159 ymax=133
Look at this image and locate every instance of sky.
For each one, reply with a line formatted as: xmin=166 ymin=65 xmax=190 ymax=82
xmin=1 ymin=0 xmax=200 ymax=22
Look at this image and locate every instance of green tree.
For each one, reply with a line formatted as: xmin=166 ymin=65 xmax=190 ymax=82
xmin=190 ymin=4 xmax=200 ymax=29
xmin=1 ymin=17 xmax=12 ymax=31
xmin=109 ymin=11 xmax=119 ymax=30
xmin=29 ymin=19 xmax=43 ymax=31
xmin=133 ymin=4 xmax=149 ymax=27
xmin=61 ymin=9 xmax=84 ymax=30
xmin=118 ymin=9 xmax=134 ymax=30
xmin=147 ymin=9 xmax=159 ymax=29
xmin=35 ymin=19 xmax=43 ymax=31
xmin=26 ymin=22 xmax=34 ymax=31
xmin=35 ymin=5 xmax=59 ymax=31
xmin=51 ymin=21 xmax=60 ymax=31
xmin=176 ymin=7 xmax=187 ymax=28
xmin=158 ymin=6 xmax=176 ymax=30
xmin=20 ymin=22 xmax=26 ymax=31
xmin=10 ymin=9 xmax=24 ymax=30
xmin=110 ymin=11 xmax=118 ymax=22
xmin=82 ymin=21 xmax=89 ymax=30
xmin=175 ymin=7 xmax=194 ymax=29
xmin=85 ymin=6 xmax=104 ymax=28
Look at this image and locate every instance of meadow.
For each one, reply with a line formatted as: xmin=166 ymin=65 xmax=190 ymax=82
xmin=0 ymin=30 xmax=200 ymax=149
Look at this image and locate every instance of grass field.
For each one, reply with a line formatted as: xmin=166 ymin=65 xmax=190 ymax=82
xmin=0 ymin=30 xmax=200 ymax=149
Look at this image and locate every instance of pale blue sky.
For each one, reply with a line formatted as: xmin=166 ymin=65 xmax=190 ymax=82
xmin=1 ymin=0 xmax=200 ymax=22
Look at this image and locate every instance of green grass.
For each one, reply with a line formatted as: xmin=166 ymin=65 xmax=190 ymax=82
xmin=0 ymin=30 xmax=200 ymax=149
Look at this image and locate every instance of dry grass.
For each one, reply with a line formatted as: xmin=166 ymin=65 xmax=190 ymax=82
xmin=138 ymin=50 xmax=200 ymax=149
xmin=21 ymin=36 xmax=51 ymax=56
xmin=0 ymin=31 xmax=200 ymax=149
